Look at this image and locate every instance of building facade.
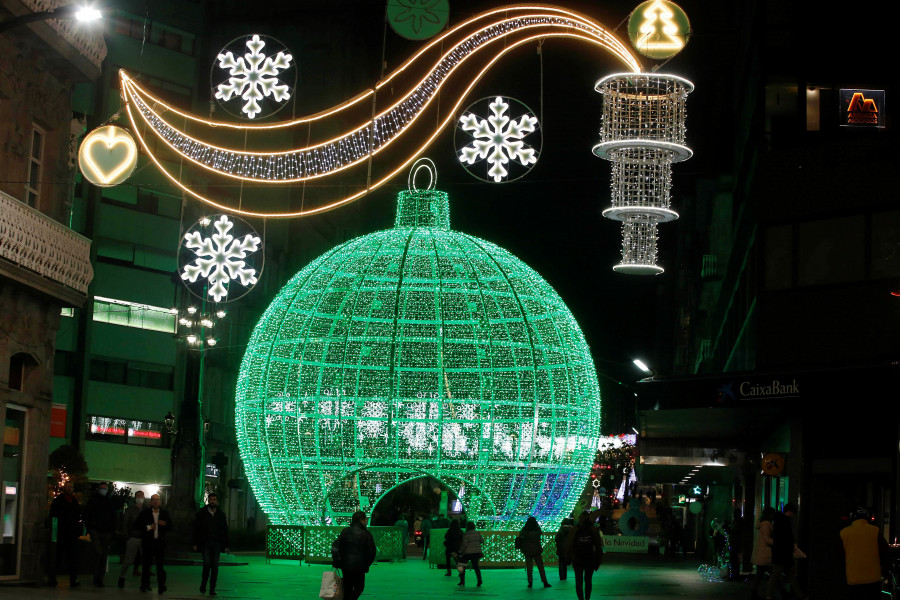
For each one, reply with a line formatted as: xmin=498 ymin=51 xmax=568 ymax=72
xmin=0 ymin=0 xmax=103 ymax=581
xmin=635 ymin=0 xmax=900 ymax=593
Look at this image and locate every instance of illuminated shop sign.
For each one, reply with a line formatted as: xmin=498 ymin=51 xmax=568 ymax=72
xmin=90 ymin=416 xmax=162 ymax=440
xmin=840 ymin=89 xmax=885 ymax=128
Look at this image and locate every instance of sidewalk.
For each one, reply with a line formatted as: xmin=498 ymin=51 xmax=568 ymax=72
xmin=2 ymin=554 xmax=751 ymax=599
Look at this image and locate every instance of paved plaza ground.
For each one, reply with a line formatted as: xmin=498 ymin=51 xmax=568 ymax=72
xmin=1 ymin=553 xmax=754 ymax=599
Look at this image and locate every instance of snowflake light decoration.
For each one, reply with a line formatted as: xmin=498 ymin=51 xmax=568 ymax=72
xmin=213 ymin=34 xmax=294 ymax=119
xmin=179 ymin=215 xmax=262 ymax=302
xmin=456 ymin=96 xmax=541 ymax=183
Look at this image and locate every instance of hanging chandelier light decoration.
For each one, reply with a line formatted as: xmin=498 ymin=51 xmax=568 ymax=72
xmin=593 ymin=73 xmax=693 ymax=274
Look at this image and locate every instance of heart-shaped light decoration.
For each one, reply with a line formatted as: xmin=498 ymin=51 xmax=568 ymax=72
xmin=78 ymin=125 xmax=138 ymax=187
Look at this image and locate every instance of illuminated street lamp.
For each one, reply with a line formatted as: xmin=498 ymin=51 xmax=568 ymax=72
xmin=0 ymin=3 xmax=102 ymax=34
xmin=633 ymin=359 xmax=652 ymax=374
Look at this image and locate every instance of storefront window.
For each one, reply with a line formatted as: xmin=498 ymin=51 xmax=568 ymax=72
xmin=86 ymin=415 xmax=165 ymax=447
xmin=1 ymin=406 xmax=26 ymax=577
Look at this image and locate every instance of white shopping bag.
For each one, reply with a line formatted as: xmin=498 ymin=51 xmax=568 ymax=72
xmin=319 ymin=570 xmax=343 ymax=600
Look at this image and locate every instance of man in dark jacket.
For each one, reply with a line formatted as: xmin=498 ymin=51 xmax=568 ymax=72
xmin=136 ymin=494 xmax=173 ymax=593
xmin=84 ymin=481 xmax=117 ymax=587
xmin=48 ymin=481 xmax=82 ymax=587
xmin=336 ymin=511 xmax=377 ymax=600
xmin=767 ymin=503 xmax=804 ymax=599
xmin=421 ymin=514 xmax=433 ymax=560
xmin=193 ymin=493 xmax=230 ymax=596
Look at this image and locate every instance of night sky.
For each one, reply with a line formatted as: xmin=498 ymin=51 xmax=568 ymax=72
xmin=199 ymin=0 xmax=740 ymax=417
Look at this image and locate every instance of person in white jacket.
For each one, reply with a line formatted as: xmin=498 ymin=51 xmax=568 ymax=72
xmin=749 ymin=507 xmax=775 ymax=600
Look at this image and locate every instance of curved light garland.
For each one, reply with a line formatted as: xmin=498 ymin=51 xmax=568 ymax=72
xmin=121 ymin=4 xmax=641 ymax=218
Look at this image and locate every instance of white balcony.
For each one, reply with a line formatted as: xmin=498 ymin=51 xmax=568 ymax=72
xmin=0 ymin=190 xmax=93 ymax=304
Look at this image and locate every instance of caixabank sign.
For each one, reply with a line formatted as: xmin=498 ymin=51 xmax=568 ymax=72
xmin=840 ymin=89 xmax=885 ymax=128
xmin=715 ymin=377 xmax=800 ymax=403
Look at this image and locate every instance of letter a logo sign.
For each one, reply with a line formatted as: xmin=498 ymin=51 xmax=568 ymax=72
xmin=840 ymin=89 xmax=885 ymax=128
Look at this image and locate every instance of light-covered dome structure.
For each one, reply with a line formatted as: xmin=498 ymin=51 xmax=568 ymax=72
xmin=236 ymin=189 xmax=601 ymax=531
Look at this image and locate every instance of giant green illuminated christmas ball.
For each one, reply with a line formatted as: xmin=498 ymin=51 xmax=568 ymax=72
xmin=236 ymin=189 xmax=601 ymax=531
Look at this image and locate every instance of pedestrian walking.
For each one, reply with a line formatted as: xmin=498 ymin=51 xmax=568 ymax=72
xmin=84 ymin=481 xmax=117 ymax=587
xmin=565 ymin=513 xmax=603 ymax=600
xmin=336 ymin=511 xmax=377 ymax=600
xmin=517 ymin=516 xmax=551 ymax=588
xmin=457 ymin=521 xmax=483 ymax=587
xmin=435 ymin=513 xmax=450 ymax=528
xmin=193 ymin=492 xmax=230 ymax=596
xmin=444 ymin=519 xmax=463 ymax=576
xmin=555 ymin=518 xmax=575 ymax=580
xmin=118 ymin=490 xmax=146 ymax=588
xmin=47 ymin=481 xmax=82 ymax=587
xmin=136 ymin=493 xmax=172 ymax=593
xmin=749 ymin=507 xmax=775 ymax=600
xmin=421 ymin=513 xmax=433 ymax=560
xmin=394 ymin=513 xmax=409 ymax=560
xmin=839 ymin=507 xmax=889 ymax=600
xmin=766 ymin=502 xmax=804 ymax=600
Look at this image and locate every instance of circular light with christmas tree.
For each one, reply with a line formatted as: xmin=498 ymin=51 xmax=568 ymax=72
xmin=236 ymin=183 xmax=601 ymax=531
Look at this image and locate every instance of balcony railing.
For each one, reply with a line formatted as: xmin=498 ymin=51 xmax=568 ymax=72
xmin=0 ymin=190 xmax=93 ymax=295
xmin=17 ymin=0 xmax=107 ymax=71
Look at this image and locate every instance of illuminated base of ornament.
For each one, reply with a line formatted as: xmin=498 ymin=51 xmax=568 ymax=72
xmin=613 ymin=263 xmax=664 ymax=275
xmin=602 ymin=206 xmax=679 ymax=223
xmin=592 ymin=139 xmax=693 ymax=163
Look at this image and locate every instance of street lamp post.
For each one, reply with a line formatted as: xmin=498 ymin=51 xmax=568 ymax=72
xmin=167 ymin=295 xmax=225 ymax=546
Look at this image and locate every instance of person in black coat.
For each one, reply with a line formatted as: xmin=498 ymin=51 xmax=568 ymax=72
xmin=336 ymin=511 xmax=377 ymax=600
xmin=193 ymin=493 xmax=230 ymax=596
xmin=766 ymin=502 xmax=804 ymax=599
xmin=48 ymin=481 xmax=82 ymax=587
xmin=565 ymin=513 xmax=603 ymax=600
xmin=443 ymin=519 xmax=463 ymax=576
xmin=135 ymin=494 xmax=173 ymax=593
xmin=84 ymin=481 xmax=117 ymax=587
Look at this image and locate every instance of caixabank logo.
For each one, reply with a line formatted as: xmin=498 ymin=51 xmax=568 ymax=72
xmin=840 ymin=89 xmax=885 ymax=128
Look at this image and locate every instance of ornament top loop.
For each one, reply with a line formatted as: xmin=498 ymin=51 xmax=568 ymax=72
xmin=408 ymin=158 xmax=437 ymax=191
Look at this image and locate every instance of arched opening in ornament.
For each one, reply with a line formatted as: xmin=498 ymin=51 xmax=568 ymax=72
xmin=321 ymin=467 xmax=496 ymax=530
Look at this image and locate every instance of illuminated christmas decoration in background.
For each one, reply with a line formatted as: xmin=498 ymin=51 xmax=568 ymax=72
xmin=387 ymin=0 xmax=450 ymax=40
xmin=213 ymin=34 xmax=295 ymax=119
xmin=77 ymin=125 xmax=138 ymax=187
xmin=179 ymin=215 xmax=263 ymax=302
xmin=580 ymin=433 xmax=636 ymax=510
xmin=456 ymin=96 xmax=540 ymax=183
xmin=120 ymin=5 xmax=641 ymax=217
xmin=593 ymin=73 xmax=693 ymax=274
xmin=236 ymin=180 xmax=602 ymax=531
xmin=627 ymin=0 xmax=691 ymax=60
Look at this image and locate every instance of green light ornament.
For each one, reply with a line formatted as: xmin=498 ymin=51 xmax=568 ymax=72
xmin=236 ymin=183 xmax=602 ymax=531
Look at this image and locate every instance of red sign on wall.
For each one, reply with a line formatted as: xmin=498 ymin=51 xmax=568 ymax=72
xmin=50 ymin=404 xmax=67 ymax=438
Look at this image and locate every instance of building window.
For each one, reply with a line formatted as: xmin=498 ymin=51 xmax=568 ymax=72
xmin=93 ymin=296 xmax=177 ymax=333
xmin=8 ymin=353 xmax=38 ymax=392
xmin=25 ymin=126 xmax=44 ymax=208
xmin=86 ymin=415 xmax=165 ymax=447
xmin=89 ymin=358 xmax=174 ymax=391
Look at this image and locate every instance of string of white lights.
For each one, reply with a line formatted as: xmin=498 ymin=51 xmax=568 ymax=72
xmin=123 ymin=11 xmax=641 ymax=184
